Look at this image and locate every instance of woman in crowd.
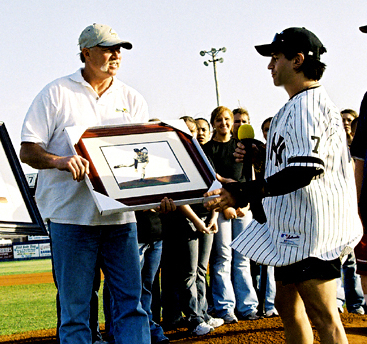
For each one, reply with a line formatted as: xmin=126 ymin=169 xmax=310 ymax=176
xmin=161 ymin=117 xmax=224 ymax=336
xmin=202 ymin=106 xmax=259 ymax=323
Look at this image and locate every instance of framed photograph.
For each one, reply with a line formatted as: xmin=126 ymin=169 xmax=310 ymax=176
xmin=0 ymin=122 xmax=48 ymax=236
xmin=66 ymin=121 xmax=218 ymax=214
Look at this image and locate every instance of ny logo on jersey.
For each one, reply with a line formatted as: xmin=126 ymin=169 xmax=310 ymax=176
xmin=270 ymin=134 xmax=286 ymax=166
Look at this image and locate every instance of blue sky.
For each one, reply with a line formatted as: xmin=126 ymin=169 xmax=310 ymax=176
xmin=1 ymin=0 xmax=367 ymax=172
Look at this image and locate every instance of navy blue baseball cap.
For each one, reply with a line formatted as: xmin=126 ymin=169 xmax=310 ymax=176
xmin=255 ymin=27 xmax=327 ymax=60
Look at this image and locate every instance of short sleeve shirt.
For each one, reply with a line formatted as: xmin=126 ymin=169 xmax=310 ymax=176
xmin=21 ymin=69 xmax=149 ymax=225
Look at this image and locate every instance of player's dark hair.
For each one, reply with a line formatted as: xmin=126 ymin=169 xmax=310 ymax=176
xmin=283 ymin=49 xmax=326 ymax=80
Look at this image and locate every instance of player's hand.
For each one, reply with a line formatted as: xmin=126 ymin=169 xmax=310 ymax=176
xmin=156 ymin=197 xmax=176 ymax=214
xmin=234 ymin=141 xmax=246 ymax=163
xmin=54 ymin=155 xmax=90 ymax=182
xmin=234 ymin=141 xmax=261 ymax=163
xmin=204 ymin=187 xmax=237 ymax=212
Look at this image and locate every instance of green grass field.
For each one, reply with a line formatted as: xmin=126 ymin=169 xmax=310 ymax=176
xmin=0 ymin=259 xmax=105 ymax=336
xmin=0 ymin=258 xmax=52 ymax=276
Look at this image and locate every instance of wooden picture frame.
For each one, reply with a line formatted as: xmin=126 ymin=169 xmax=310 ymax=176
xmin=0 ymin=122 xmax=48 ymax=236
xmin=66 ymin=121 xmax=218 ymax=214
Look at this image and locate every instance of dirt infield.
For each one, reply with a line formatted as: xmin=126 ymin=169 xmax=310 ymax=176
xmin=0 ymin=272 xmax=54 ymax=286
xmin=1 ymin=272 xmax=367 ymax=343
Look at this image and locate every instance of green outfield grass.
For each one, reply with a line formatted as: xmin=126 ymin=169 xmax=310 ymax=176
xmin=0 ymin=259 xmax=105 ymax=336
xmin=0 ymin=258 xmax=52 ymax=276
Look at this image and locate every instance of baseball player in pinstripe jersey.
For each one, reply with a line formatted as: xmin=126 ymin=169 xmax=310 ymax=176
xmin=204 ymin=27 xmax=363 ymax=344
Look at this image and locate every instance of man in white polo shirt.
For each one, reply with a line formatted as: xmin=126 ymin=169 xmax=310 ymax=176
xmin=20 ymin=24 xmax=164 ymax=344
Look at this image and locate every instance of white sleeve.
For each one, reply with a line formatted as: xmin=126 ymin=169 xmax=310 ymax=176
xmin=21 ymin=87 xmax=57 ymax=150
xmin=285 ymin=95 xmax=326 ymax=171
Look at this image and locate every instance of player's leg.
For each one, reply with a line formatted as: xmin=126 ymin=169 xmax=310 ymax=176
xmin=275 ymin=281 xmax=313 ymax=344
xmin=296 ymin=278 xmax=348 ymax=344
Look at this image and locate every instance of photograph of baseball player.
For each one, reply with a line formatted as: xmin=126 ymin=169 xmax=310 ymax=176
xmin=204 ymin=27 xmax=363 ymax=344
xmin=101 ymin=141 xmax=189 ymax=189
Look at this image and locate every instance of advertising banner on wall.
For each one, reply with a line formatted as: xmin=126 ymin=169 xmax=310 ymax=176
xmin=0 ymin=245 xmax=13 ymax=260
xmin=39 ymin=243 xmax=51 ymax=257
xmin=13 ymin=244 xmax=40 ymax=259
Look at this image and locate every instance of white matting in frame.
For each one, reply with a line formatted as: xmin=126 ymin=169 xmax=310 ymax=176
xmin=83 ymin=130 xmax=207 ymax=200
xmin=65 ymin=121 xmax=220 ymax=215
xmin=0 ymin=122 xmax=47 ymax=236
xmin=0 ymin=144 xmax=31 ymax=222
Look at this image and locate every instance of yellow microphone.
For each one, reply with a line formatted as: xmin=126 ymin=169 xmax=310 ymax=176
xmin=237 ymin=124 xmax=255 ymax=182
xmin=237 ymin=124 xmax=267 ymax=224
xmin=238 ymin=123 xmax=255 ymax=141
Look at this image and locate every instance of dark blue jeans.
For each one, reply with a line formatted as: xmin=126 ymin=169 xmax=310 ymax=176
xmin=104 ymin=240 xmax=168 ymax=344
xmin=50 ymin=222 xmax=150 ymax=344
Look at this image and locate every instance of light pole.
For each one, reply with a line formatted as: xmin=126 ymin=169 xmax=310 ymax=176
xmin=200 ymin=47 xmax=226 ymax=107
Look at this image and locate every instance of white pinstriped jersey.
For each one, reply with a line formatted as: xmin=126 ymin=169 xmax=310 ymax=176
xmin=231 ymin=85 xmax=363 ymax=266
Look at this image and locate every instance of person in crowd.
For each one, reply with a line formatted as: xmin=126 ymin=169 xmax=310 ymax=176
xmin=341 ymin=109 xmax=359 ymax=146
xmin=336 ymin=250 xmax=365 ymax=314
xmin=253 ymin=116 xmax=278 ymax=318
xmin=336 ymin=108 xmax=365 ymax=315
xmin=261 ymin=117 xmax=273 ymax=142
xmin=172 ymin=203 xmax=224 ymax=335
xmin=203 ymin=106 xmax=260 ymax=323
xmin=232 ymin=108 xmax=250 ymax=140
xmin=180 ymin=116 xmax=198 ymax=137
xmin=204 ymin=27 xmax=363 ymax=344
xmin=350 ymin=22 xmax=367 ymax=311
xmin=195 ymin=118 xmax=211 ymax=145
xmin=160 ymin=118 xmax=224 ymax=336
xmin=195 ymin=116 xmax=215 ymax=314
xmin=160 ymin=117 xmax=198 ymax=332
xmin=231 ymin=109 xmax=277 ymax=318
xmin=20 ymin=23 xmax=166 ymax=344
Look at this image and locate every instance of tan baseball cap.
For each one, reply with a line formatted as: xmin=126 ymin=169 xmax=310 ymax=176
xmin=79 ymin=23 xmax=132 ymax=50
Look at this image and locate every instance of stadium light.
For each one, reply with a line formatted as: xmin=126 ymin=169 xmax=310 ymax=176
xmin=199 ymin=47 xmax=226 ymax=107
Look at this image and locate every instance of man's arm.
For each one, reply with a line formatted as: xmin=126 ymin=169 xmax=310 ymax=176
xmin=20 ymin=142 xmax=89 ymax=182
xmin=204 ymin=166 xmax=319 ymax=212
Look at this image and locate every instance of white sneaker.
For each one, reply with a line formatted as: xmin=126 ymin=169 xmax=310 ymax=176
xmin=265 ymin=309 xmax=279 ymax=318
xmin=207 ymin=317 xmax=224 ymax=328
xmin=350 ymin=307 xmax=365 ymax=315
xmin=222 ymin=313 xmax=238 ymax=324
xmin=192 ymin=322 xmax=214 ymax=336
